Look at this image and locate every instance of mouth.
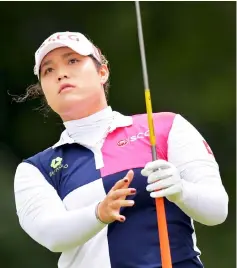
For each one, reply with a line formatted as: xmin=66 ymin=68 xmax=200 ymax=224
xmin=59 ymin=83 xmax=76 ymax=93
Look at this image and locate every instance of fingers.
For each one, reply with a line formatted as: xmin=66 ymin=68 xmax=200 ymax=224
xmin=114 ymin=214 xmax=126 ymax=223
xmin=125 ymin=169 xmax=134 ymax=182
xmin=120 ymin=170 xmax=135 ymax=190
xmin=99 ymin=170 xmax=135 ymax=224
xmin=146 ymin=177 xmax=174 ymax=192
xmin=112 ymin=170 xmax=134 ymax=191
xmin=115 ymin=199 xmax=135 ymax=207
xmin=141 ymin=160 xmax=171 ymax=176
xmin=150 ymin=184 xmax=181 ymax=198
xmin=147 ymin=168 xmax=173 ymax=184
xmin=110 ymin=188 xmax=136 ymax=200
xmin=111 ymin=200 xmax=135 ymax=222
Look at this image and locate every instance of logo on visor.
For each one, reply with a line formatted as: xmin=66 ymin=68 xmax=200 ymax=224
xmin=37 ymin=33 xmax=81 ymax=54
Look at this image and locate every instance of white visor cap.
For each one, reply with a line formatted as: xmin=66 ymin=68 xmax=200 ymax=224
xmin=34 ymin=31 xmax=101 ymax=78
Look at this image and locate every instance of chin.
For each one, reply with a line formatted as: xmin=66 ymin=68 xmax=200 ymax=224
xmin=56 ymin=99 xmax=93 ymax=120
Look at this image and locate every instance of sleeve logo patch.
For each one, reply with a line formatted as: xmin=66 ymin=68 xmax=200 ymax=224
xmin=203 ymin=140 xmax=213 ymax=155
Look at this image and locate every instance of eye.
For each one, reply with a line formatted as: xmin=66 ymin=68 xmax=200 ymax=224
xmin=44 ymin=67 xmax=54 ymax=75
xmin=68 ymin=58 xmax=79 ymax=64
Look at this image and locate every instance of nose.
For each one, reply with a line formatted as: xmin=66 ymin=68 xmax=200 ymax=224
xmin=58 ymin=75 xmax=68 ymax=82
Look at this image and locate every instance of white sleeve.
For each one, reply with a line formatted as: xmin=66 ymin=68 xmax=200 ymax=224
xmin=14 ymin=162 xmax=106 ymax=252
xmin=168 ymin=114 xmax=229 ymax=226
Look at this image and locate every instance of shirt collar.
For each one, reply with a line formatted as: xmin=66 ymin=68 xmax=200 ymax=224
xmin=52 ymin=106 xmax=132 ymax=149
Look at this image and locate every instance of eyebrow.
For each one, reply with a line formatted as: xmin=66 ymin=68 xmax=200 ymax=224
xmin=41 ymin=52 xmax=78 ymax=69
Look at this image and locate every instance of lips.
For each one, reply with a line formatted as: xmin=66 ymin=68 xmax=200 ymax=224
xmin=59 ymin=83 xmax=75 ymax=93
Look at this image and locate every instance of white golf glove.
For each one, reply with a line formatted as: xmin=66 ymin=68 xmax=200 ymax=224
xmin=141 ymin=159 xmax=183 ymax=203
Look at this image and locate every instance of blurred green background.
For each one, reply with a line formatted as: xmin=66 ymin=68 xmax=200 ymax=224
xmin=0 ymin=1 xmax=235 ymax=268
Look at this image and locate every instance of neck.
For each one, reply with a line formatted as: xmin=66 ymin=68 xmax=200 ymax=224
xmin=61 ymin=97 xmax=108 ymax=122
xmin=62 ymin=105 xmax=114 ymax=149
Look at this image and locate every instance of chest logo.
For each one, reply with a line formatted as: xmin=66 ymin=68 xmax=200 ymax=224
xmin=50 ymin=157 xmax=68 ymax=177
xmin=117 ymin=129 xmax=149 ymax=147
xmin=51 ymin=157 xmax=63 ymax=168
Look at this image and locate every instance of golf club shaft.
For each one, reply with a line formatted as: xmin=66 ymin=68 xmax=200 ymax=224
xmin=135 ymin=2 xmax=172 ymax=267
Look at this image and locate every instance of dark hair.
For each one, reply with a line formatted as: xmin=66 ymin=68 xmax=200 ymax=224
xmin=12 ymin=54 xmax=110 ymax=116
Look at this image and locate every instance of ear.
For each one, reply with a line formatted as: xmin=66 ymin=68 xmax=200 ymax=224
xmin=99 ymin=64 xmax=109 ymax=85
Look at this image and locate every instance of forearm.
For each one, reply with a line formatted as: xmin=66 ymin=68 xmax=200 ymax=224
xmin=20 ymin=203 xmax=106 ymax=252
xmin=175 ymin=180 xmax=228 ymax=226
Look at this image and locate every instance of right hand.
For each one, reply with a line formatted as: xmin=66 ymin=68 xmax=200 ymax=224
xmin=97 ymin=170 xmax=136 ymax=224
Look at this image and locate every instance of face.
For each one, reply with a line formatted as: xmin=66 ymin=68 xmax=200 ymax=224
xmin=40 ymin=47 xmax=109 ymax=121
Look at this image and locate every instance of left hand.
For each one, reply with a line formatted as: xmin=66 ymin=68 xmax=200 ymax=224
xmin=141 ymin=159 xmax=183 ymax=203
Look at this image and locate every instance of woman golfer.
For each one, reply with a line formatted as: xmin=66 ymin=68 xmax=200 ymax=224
xmin=14 ymin=31 xmax=228 ymax=268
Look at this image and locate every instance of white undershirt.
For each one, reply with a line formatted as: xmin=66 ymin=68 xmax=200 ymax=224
xmin=53 ymin=106 xmax=132 ymax=169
